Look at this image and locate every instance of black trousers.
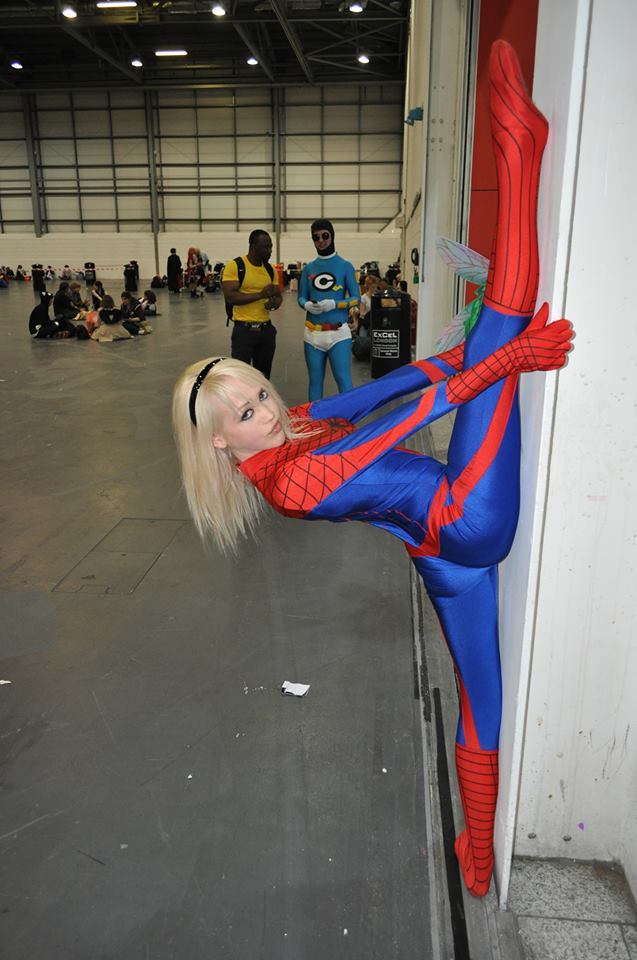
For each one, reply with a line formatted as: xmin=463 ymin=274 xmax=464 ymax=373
xmin=230 ymin=321 xmax=277 ymax=379
xmin=33 ymin=318 xmax=78 ymax=338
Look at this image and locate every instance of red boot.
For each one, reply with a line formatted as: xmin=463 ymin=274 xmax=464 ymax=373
xmin=454 ymin=743 xmax=499 ymax=897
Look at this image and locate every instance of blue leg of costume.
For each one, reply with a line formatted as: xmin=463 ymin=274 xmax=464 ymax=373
xmin=304 ymin=342 xmax=328 ymax=401
xmin=327 ymin=338 xmax=353 ymax=394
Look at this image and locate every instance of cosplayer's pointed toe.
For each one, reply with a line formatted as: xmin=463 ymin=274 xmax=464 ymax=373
xmin=482 ymin=40 xmax=548 ymax=317
xmin=489 ymin=40 xmax=549 ymax=142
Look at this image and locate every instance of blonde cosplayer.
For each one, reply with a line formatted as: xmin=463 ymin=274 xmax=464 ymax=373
xmin=173 ymin=358 xmax=301 ymax=553
xmin=169 ymin=40 xmax=576 ymax=901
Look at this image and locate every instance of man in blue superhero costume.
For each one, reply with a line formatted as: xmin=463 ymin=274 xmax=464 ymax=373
xmin=298 ymin=219 xmax=360 ymax=400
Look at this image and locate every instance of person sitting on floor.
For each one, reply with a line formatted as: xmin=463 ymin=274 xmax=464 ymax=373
xmin=97 ymin=294 xmax=122 ymax=326
xmin=91 ymin=279 xmax=106 ymax=309
xmin=90 ymin=294 xmax=132 ymax=342
xmin=30 ymin=291 xmax=88 ymax=339
xmin=358 ymin=274 xmax=383 ymax=335
xmin=139 ymin=289 xmax=158 ymax=316
xmin=69 ymin=281 xmax=89 ymax=312
xmin=15 ymin=265 xmax=27 ymax=281
xmin=120 ymin=291 xmax=152 ymax=335
xmin=53 ymin=282 xmax=80 ymax=322
xmin=29 ymin=292 xmax=61 ymax=338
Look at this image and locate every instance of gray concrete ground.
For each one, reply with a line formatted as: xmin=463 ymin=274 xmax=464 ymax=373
xmin=2 ymin=279 xmax=635 ymax=960
xmin=0 ymin=282 xmax=431 ymax=959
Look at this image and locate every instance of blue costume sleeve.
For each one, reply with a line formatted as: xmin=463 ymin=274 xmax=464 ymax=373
xmin=298 ymin=267 xmax=311 ymax=310
xmin=308 ymin=355 xmax=461 ymax=423
xmin=310 ymin=381 xmax=455 ymax=467
xmin=338 ymin=261 xmax=360 ymax=311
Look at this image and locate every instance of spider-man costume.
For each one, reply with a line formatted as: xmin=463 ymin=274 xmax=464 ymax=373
xmin=240 ymin=41 xmax=553 ymax=897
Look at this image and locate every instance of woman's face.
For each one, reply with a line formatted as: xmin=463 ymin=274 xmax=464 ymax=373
xmin=211 ymin=377 xmax=285 ymax=462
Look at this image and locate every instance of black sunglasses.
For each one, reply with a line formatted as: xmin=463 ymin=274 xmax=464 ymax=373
xmin=313 ymin=231 xmax=331 ymax=241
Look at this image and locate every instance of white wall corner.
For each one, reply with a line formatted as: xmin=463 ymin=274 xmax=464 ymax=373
xmin=495 ymin=0 xmax=593 ymax=906
xmin=501 ymin=0 xmax=637 ymax=905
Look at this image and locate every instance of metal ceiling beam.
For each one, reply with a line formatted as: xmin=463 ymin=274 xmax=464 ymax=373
xmin=368 ymin=0 xmax=405 ymax=14
xmin=268 ymin=0 xmax=313 ymax=84
xmin=309 ymin=21 xmax=344 ymax=45
xmin=309 ymin=22 xmax=400 ymax=58
xmin=61 ymin=24 xmax=142 ymax=83
xmin=233 ymin=22 xmax=276 ymax=82
xmin=307 ymin=56 xmax=381 ymax=77
xmin=20 ymin=0 xmax=141 ymax=84
xmin=9 ymin=77 xmax=404 ymax=93
xmin=0 ymin=13 xmax=408 ymax=26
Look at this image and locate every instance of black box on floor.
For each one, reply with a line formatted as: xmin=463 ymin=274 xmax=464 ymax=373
xmin=370 ymin=290 xmax=412 ymax=378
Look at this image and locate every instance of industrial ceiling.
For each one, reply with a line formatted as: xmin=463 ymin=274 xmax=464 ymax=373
xmin=0 ymin=0 xmax=410 ymax=91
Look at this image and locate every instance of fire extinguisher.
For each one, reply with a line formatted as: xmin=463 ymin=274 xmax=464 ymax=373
xmin=411 ymin=246 xmax=420 ymax=284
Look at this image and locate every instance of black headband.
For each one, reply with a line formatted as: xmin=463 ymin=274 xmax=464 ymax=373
xmin=188 ymin=357 xmax=226 ymax=427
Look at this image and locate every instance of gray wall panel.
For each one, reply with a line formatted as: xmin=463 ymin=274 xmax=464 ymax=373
xmin=0 ymin=83 xmax=403 ymax=234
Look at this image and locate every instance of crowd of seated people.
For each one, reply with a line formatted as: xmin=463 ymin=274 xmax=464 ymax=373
xmin=0 ymin=264 xmax=29 ymax=284
xmin=28 ymin=278 xmax=157 ymax=343
xmin=1 ymin=263 xmax=85 ymax=287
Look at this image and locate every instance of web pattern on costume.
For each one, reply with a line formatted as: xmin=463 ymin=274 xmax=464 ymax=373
xmin=243 ymin=414 xmax=355 ymax=517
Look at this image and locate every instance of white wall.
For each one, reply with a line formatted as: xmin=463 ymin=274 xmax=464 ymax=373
xmin=400 ymin=0 xmax=431 ymax=302
xmin=497 ymin=0 xmax=637 ymax=902
xmin=411 ymin=0 xmax=472 ymax=350
xmin=0 ymin=230 xmax=401 ymax=281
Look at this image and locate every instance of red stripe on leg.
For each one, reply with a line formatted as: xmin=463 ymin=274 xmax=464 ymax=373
xmin=407 ymin=375 xmax=518 ymax=558
xmin=455 ymin=668 xmax=481 ymax=750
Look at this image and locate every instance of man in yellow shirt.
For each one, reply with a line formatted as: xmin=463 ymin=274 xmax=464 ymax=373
xmin=222 ymin=230 xmax=282 ymax=378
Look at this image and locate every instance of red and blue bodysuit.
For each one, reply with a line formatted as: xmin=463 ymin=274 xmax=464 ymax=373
xmin=239 ymin=41 xmax=552 ymax=897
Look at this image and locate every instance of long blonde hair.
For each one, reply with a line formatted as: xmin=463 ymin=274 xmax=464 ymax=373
xmin=173 ymin=358 xmax=296 ymax=553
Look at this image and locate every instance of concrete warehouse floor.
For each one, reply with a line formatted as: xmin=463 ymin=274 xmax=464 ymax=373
xmin=0 ymin=282 xmax=431 ymax=959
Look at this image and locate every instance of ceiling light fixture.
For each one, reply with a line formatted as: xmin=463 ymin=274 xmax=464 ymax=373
xmin=247 ymin=56 xmax=258 ymax=66
xmin=10 ymin=59 xmax=23 ymax=70
xmin=349 ymin=2 xmax=364 ymax=12
xmin=357 ymin=53 xmax=370 ymax=64
xmin=61 ymin=5 xmax=77 ymax=18
xmin=131 ymin=57 xmax=143 ymax=67
xmin=211 ymin=3 xmax=226 ymax=14
xmin=96 ymin=1 xmax=138 ymax=7
xmin=155 ymin=49 xmax=188 ymax=57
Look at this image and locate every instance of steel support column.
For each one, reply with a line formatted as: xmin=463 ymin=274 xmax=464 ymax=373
xmin=144 ymin=91 xmax=160 ymax=275
xmin=272 ymin=88 xmax=282 ymax=264
xmin=22 ymin=94 xmax=43 ymax=237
